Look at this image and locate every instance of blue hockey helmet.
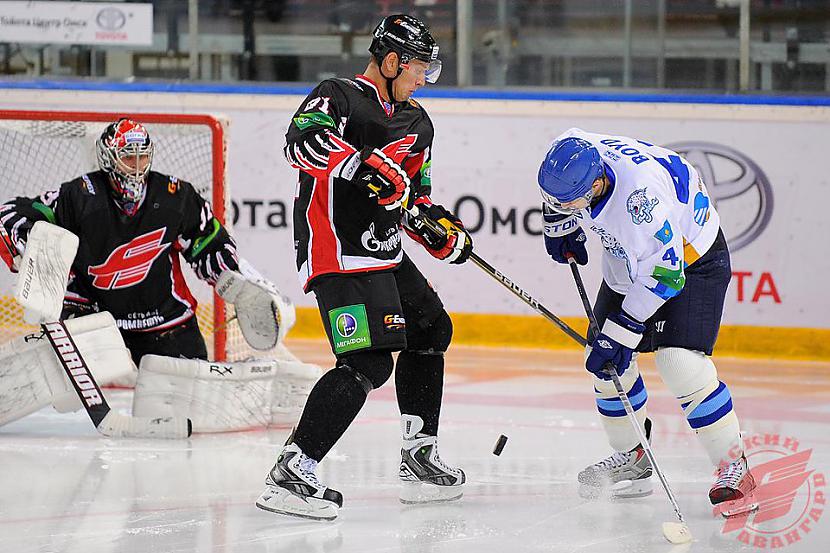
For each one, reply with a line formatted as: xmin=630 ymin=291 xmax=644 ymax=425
xmin=538 ymin=137 xmax=603 ymax=214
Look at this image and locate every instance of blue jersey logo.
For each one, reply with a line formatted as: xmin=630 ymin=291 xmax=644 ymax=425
xmin=693 ymin=192 xmax=710 ymax=226
xmin=654 ymin=220 xmax=673 ymax=244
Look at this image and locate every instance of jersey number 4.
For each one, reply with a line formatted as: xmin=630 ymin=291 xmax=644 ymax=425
xmin=662 ymin=247 xmax=679 ymax=266
xmin=654 ymin=155 xmax=691 ymax=204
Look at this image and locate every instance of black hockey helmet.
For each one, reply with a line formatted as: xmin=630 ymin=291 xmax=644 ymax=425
xmin=369 ymin=14 xmax=442 ymax=85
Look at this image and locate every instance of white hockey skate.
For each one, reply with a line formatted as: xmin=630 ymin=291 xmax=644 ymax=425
xmin=255 ymin=443 xmax=343 ymax=521
xmin=711 ymin=454 xmax=759 ymax=518
xmin=399 ymin=415 xmax=465 ymax=504
xmin=578 ymin=418 xmax=653 ymax=499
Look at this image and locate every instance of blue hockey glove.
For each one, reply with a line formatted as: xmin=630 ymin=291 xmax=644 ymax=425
xmin=586 ymin=311 xmax=645 ymax=380
xmin=543 ymin=204 xmax=588 ymax=265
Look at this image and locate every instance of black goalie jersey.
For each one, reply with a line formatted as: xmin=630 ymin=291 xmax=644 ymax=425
xmin=285 ymin=74 xmax=435 ymax=290
xmin=0 ymin=170 xmax=238 ymax=332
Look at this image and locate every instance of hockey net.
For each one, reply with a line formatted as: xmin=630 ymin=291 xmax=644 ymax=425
xmin=0 ymin=109 xmax=253 ymax=362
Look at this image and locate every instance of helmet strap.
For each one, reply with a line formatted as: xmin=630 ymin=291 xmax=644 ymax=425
xmin=379 ymin=52 xmax=404 ymax=104
xmin=590 ymin=165 xmax=610 ymax=207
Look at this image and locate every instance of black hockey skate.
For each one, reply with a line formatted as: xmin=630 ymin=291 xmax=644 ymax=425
xmin=255 ymin=443 xmax=343 ymax=521
xmin=399 ymin=415 xmax=465 ymax=504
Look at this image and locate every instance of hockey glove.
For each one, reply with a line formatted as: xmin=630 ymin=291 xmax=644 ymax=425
xmin=356 ymin=147 xmax=411 ymax=211
xmin=404 ymin=203 xmax=473 ymax=265
xmin=543 ymin=204 xmax=588 ymax=265
xmin=586 ymin=311 xmax=645 ymax=380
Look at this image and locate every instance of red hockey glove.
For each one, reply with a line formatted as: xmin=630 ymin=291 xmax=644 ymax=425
xmin=357 ymin=147 xmax=411 ymax=210
xmin=404 ymin=202 xmax=473 ymax=264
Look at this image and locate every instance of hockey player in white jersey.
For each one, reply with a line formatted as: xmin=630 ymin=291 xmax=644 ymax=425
xmin=538 ymin=128 xmax=755 ymax=515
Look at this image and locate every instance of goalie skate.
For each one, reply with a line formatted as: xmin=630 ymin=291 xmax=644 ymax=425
xmin=712 ymin=454 xmax=759 ymax=518
xmin=398 ymin=415 xmax=465 ymax=504
xmin=255 ymin=443 xmax=343 ymax=521
xmin=578 ymin=419 xmax=653 ymax=499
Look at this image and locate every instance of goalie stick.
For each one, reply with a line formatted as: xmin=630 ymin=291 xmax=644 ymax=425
xmin=566 ymin=255 xmax=691 ymax=545
xmin=41 ymin=320 xmax=192 ymax=439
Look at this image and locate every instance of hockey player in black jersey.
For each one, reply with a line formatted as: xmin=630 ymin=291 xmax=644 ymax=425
xmin=0 ymin=118 xmax=240 ymax=364
xmin=256 ymin=15 xmax=472 ymax=520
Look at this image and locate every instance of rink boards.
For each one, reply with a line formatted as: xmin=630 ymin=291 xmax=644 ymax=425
xmin=1 ymin=83 xmax=828 ymax=360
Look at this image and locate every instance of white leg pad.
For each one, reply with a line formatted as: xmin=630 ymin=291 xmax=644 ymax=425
xmin=591 ymin=348 xmax=649 ymax=452
xmin=656 ymin=347 xmax=742 ymax=465
xmin=0 ymin=311 xmax=136 ymax=425
xmin=133 ymin=354 xmax=321 ymax=432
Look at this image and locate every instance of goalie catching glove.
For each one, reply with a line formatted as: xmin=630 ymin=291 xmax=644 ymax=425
xmin=404 ymin=201 xmax=473 ymax=264
xmin=216 ymin=264 xmax=295 ymax=351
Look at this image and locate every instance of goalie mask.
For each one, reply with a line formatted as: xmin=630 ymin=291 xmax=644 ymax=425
xmin=96 ymin=118 xmax=154 ymax=216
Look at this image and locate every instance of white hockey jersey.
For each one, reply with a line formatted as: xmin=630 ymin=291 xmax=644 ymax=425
xmin=554 ymin=128 xmax=721 ymax=322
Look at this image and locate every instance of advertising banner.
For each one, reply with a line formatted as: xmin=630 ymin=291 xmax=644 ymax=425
xmin=0 ymin=2 xmax=153 ymax=46
xmin=219 ymin=98 xmax=822 ymax=331
xmin=1 ymin=89 xmax=825 ymax=342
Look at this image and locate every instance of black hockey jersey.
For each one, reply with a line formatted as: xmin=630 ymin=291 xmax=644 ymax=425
xmin=0 ymin=170 xmax=238 ymax=332
xmin=285 ymin=74 xmax=435 ymax=290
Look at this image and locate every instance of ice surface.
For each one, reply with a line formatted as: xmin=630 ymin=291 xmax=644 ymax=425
xmin=1 ymin=342 xmax=828 ymax=553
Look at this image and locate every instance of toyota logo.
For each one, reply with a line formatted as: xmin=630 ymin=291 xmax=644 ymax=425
xmin=96 ymin=7 xmax=126 ymax=31
xmin=666 ymin=142 xmax=773 ymax=252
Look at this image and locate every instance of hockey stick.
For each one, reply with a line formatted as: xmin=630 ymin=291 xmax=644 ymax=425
xmin=403 ymin=204 xmax=586 ymax=345
xmin=565 ymin=255 xmax=691 ymax=545
xmin=406 ymin=196 xmax=690 ymax=541
xmin=213 ymin=314 xmax=238 ymax=334
xmin=41 ymin=321 xmax=192 ymax=439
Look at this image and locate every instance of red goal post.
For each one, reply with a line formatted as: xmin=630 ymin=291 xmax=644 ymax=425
xmin=0 ymin=109 xmax=236 ymax=361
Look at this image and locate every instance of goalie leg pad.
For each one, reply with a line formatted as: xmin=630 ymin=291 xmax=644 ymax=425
xmin=133 ymin=355 xmax=322 ymax=432
xmin=656 ymin=347 xmax=741 ymax=465
xmin=592 ymin=350 xmax=649 ymax=452
xmin=0 ymin=311 xmax=135 ymax=426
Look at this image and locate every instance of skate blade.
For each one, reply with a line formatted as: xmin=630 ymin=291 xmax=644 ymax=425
xmin=255 ymin=486 xmax=338 ymax=521
xmin=719 ymin=501 xmax=759 ymax=518
xmin=578 ymin=478 xmax=653 ymax=500
xmin=399 ymin=481 xmax=463 ymax=504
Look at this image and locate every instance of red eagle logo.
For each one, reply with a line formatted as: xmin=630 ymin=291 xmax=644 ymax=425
xmin=88 ymin=228 xmax=170 ymax=290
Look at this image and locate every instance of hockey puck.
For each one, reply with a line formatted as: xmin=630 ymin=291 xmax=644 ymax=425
xmin=492 ymin=434 xmax=508 ymax=456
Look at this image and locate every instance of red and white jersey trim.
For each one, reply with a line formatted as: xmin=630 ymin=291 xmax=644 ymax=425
xmin=355 ymin=75 xmax=393 ymax=116
xmin=341 ymin=253 xmax=403 ymax=271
